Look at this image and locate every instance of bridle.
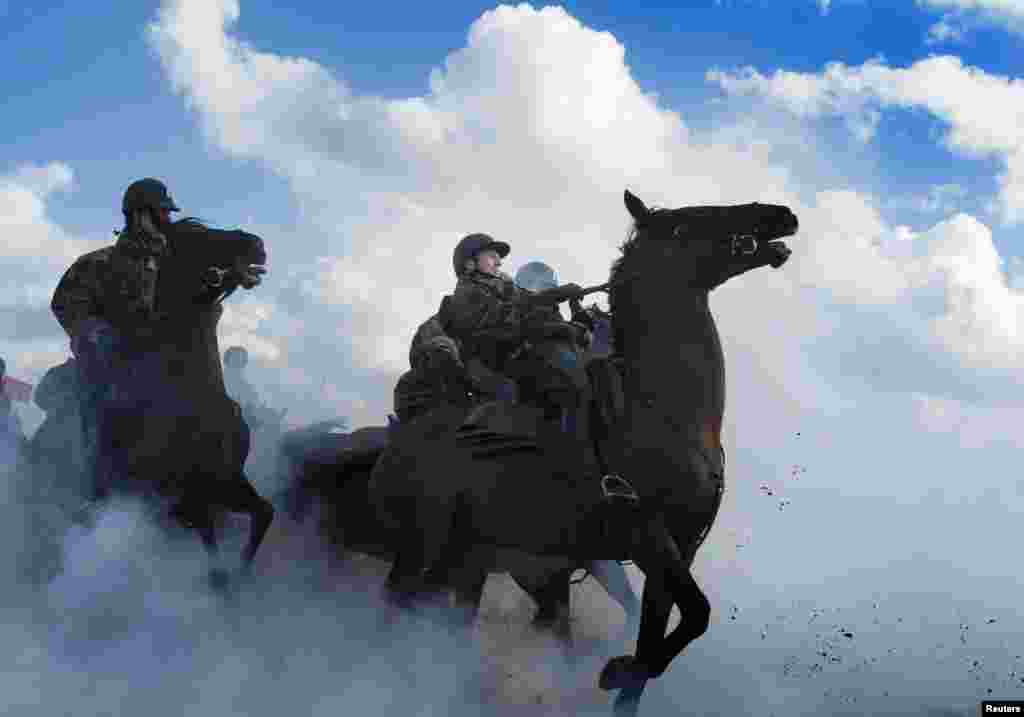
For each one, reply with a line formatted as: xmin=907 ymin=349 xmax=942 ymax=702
xmin=574 ymin=227 xmax=769 ymax=298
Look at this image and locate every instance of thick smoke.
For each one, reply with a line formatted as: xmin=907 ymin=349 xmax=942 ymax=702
xmin=1 ymin=364 xmax=1019 ymax=717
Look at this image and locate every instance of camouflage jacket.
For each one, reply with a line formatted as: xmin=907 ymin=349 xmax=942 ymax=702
xmin=409 ymin=314 xmax=461 ymax=370
xmin=51 ymin=228 xmax=168 ymax=345
xmin=438 ymin=272 xmax=530 ymax=371
xmin=439 ymin=272 xmax=570 ymax=371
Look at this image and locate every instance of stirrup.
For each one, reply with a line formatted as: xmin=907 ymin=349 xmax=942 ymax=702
xmin=601 ymin=474 xmax=639 ymax=505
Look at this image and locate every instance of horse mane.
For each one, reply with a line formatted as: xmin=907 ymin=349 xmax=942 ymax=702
xmin=608 ymin=206 xmax=670 ymax=356
xmin=112 ymin=216 xmax=211 ymax=237
xmin=166 ymin=217 xmax=214 ymax=239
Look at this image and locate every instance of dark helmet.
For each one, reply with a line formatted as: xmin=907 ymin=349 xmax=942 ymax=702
xmin=514 ymin=261 xmax=559 ymax=293
xmin=452 ymin=233 xmax=510 ymax=278
xmin=122 ymin=178 xmax=180 ymax=216
xmin=223 ymin=346 xmax=248 ymax=369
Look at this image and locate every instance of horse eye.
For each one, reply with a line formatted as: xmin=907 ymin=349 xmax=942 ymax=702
xmin=672 ymin=225 xmax=685 ymax=239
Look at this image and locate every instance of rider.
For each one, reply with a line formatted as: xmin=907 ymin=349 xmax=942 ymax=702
xmin=394 ymin=315 xmax=470 ymax=423
xmin=439 ymin=234 xmax=601 ymax=482
xmin=51 ymin=178 xmax=272 ymax=500
xmin=514 ymin=260 xmax=598 ymax=345
xmin=52 ymin=178 xmax=181 ymax=498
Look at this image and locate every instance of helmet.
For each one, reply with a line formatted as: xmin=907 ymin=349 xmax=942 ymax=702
xmin=514 ymin=261 xmax=559 ymax=293
xmin=122 ymin=178 xmax=180 ymax=216
xmin=452 ymin=233 xmax=510 ymax=278
xmin=223 ymin=346 xmax=249 ymax=369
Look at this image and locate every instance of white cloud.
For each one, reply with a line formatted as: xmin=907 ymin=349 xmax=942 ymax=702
xmin=0 ymin=162 xmax=84 ymax=261
xmin=5 ymin=5 xmax=1024 ymax=712
xmin=219 ymin=297 xmax=280 ymax=362
xmin=925 ymin=18 xmax=966 ymax=43
xmin=148 ymin=0 xmax=797 ymax=391
xmin=884 ymin=182 xmax=968 ymax=214
xmin=0 ymin=163 xmax=94 ymax=387
xmin=919 ymin=0 xmax=1024 ymax=37
xmin=144 ymin=1 xmax=1024 ymax=427
xmin=708 ymin=56 xmax=1024 ymax=224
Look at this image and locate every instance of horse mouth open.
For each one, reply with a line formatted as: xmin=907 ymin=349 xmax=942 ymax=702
xmin=761 ymin=214 xmax=797 ymax=268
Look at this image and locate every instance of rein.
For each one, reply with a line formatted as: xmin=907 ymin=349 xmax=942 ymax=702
xmin=574 ymin=231 xmax=763 ymax=298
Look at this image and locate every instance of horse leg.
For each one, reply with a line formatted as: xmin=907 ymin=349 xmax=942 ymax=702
xmin=602 ymin=573 xmax=672 ymax=715
xmin=524 ymin=566 xmax=574 ymax=645
xmin=590 ymin=560 xmax=641 ymax=634
xmin=417 ymin=512 xmax=484 ymax=628
xmin=599 ymin=515 xmax=711 ymax=716
xmin=188 ymin=505 xmax=231 ymax=594
xmin=217 ymin=475 xmax=275 ymax=574
xmin=526 ymin=565 xmax=578 ymax=668
xmin=383 ymin=538 xmax=428 ymax=611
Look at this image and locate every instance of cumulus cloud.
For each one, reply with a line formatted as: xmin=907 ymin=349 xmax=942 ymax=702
xmin=925 ymin=17 xmax=967 ymax=43
xmin=919 ymin=0 xmax=1024 ymax=38
xmin=147 ymin=0 xmax=796 ymax=404
xmin=708 ymin=55 xmax=1024 ymax=224
xmin=0 ymin=161 xmax=84 ymax=265
xmin=3 ymin=2 xmax=1024 ymax=713
xmin=219 ymin=297 xmax=280 ymax=362
xmin=141 ymin=0 xmax=1024 ymax=459
xmin=884 ymin=183 xmax=968 ymax=214
xmin=140 ymin=0 xmax=1024 ymax=534
xmin=0 ymin=162 xmax=95 ymax=430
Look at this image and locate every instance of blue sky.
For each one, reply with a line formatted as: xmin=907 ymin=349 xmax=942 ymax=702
xmin=3 ymin=1 xmax=1024 ymax=714
xmin=3 ymin=1 xmax=1019 ymax=245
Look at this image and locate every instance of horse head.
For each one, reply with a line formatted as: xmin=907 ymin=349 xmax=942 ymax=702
xmin=161 ymin=219 xmax=267 ymax=308
xmin=619 ymin=189 xmax=796 ymax=292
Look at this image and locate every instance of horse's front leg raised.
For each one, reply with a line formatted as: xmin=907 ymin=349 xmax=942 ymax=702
xmin=600 ymin=572 xmax=672 ymax=715
xmin=599 ymin=514 xmax=710 ymax=715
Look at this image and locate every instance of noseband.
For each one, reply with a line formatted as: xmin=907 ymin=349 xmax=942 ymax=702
xmin=671 ymin=225 xmax=759 ymax=257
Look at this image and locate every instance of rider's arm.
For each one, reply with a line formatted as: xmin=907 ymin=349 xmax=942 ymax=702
xmin=51 ymin=253 xmax=105 ymax=344
xmin=441 ymin=285 xmax=524 ymax=342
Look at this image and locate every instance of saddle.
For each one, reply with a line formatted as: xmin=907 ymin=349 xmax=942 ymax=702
xmin=453 ymin=355 xmax=629 ymax=467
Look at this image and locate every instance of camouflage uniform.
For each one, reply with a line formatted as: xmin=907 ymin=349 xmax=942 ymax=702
xmin=51 ymin=228 xmax=167 ymax=350
xmin=439 ymin=271 xmax=529 ymax=375
xmin=394 ymin=313 xmax=470 ymax=422
xmin=441 ymin=261 xmax=602 ymax=479
xmin=440 ymin=271 xmax=587 ymax=406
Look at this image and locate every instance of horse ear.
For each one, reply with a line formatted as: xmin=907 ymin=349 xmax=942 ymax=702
xmin=624 ymin=190 xmax=649 ymax=223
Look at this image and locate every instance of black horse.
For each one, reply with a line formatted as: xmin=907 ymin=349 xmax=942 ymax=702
xmin=367 ymin=191 xmax=797 ymax=716
xmin=93 ymin=218 xmax=275 ymax=588
xmin=278 ymin=418 xmax=640 ymax=644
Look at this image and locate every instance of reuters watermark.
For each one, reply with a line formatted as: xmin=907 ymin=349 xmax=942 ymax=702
xmin=982 ymin=702 xmax=1024 ymax=714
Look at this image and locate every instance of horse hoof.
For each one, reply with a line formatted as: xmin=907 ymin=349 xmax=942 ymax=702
xmin=599 ymin=655 xmax=647 ymax=691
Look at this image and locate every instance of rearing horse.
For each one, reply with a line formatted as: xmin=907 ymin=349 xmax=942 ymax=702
xmin=97 ymin=218 xmax=275 ymax=587
xmin=367 ymin=190 xmax=796 ymax=716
